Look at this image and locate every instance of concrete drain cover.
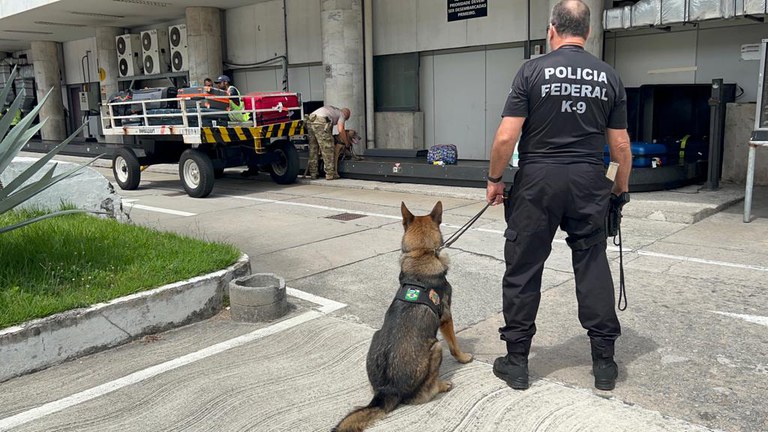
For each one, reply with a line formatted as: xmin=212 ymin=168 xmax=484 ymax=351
xmin=326 ymin=213 xmax=367 ymax=221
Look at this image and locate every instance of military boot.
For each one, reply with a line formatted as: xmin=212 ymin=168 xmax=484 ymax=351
xmin=493 ymin=353 xmax=529 ymax=390
xmin=493 ymin=341 xmax=531 ymax=390
xmin=591 ymin=341 xmax=618 ymax=391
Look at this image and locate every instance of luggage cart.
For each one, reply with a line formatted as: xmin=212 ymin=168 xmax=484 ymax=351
xmin=102 ymin=92 xmax=305 ymax=198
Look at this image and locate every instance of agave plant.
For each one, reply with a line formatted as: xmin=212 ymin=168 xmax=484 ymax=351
xmin=0 ymin=66 xmax=98 ymax=234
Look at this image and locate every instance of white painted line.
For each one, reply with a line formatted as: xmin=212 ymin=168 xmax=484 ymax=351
xmin=222 ymin=195 xmax=401 ymax=221
xmin=473 ymin=227 xmax=631 ymax=253
xmin=638 ymin=251 xmax=768 ymax=272
xmin=222 ymin=195 xmax=628 ymax=249
xmin=712 ymin=311 xmax=768 ymax=327
xmin=286 ymin=287 xmax=346 ymax=314
xmin=0 ymin=288 xmax=346 ymax=430
xmin=125 ymin=203 xmax=197 ymax=217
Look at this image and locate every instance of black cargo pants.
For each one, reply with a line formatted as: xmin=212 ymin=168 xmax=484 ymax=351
xmin=499 ymin=162 xmax=620 ymax=358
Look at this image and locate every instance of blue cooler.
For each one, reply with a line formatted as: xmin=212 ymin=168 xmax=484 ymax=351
xmin=604 ymin=142 xmax=668 ymax=168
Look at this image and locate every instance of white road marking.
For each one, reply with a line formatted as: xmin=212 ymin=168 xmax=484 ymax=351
xmin=0 ymin=289 xmax=345 ymax=430
xmin=222 ymin=195 xmax=401 ymax=221
xmin=124 ymin=203 xmax=197 ymax=217
xmin=638 ymin=251 xmax=768 ymax=272
xmin=221 ymin=195 xmax=636 ymax=251
xmin=712 ymin=311 xmax=768 ymax=327
xmin=132 ymin=194 xmax=764 ymax=270
xmin=286 ymin=287 xmax=346 ymax=314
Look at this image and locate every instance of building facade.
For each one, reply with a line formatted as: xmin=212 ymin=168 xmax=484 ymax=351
xmin=0 ymin=0 xmax=765 ymax=183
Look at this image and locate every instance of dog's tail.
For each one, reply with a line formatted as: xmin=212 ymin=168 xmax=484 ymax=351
xmin=332 ymin=390 xmax=400 ymax=432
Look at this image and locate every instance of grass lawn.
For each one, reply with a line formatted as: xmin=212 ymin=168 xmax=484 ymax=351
xmin=0 ymin=210 xmax=240 ymax=329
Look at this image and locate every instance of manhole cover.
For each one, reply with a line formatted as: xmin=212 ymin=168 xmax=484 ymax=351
xmin=326 ymin=213 xmax=367 ymax=221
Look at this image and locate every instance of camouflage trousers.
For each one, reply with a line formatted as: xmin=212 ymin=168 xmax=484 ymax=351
xmin=307 ymin=120 xmax=337 ymax=179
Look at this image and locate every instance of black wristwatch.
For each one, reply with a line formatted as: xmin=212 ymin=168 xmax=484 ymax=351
xmin=487 ymin=175 xmax=503 ymax=183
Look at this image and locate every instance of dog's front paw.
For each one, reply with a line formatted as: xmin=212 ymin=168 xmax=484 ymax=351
xmin=439 ymin=380 xmax=454 ymax=393
xmin=455 ymin=352 xmax=474 ymax=364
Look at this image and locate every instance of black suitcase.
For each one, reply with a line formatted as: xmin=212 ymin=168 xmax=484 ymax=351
xmin=108 ymin=90 xmax=133 ymax=125
xmin=146 ymin=108 xmax=228 ymax=127
xmin=131 ymin=87 xmax=178 ymax=113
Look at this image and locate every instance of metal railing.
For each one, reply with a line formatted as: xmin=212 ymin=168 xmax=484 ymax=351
xmin=103 ymin=92 xmax=304 ymax=131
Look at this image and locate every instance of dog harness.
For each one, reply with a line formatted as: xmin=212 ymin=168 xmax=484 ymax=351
xmin=394 ymin=281 xmax=444 ymax=317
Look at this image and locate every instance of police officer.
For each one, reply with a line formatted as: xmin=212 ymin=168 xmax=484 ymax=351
xmin=486 ymin=0 xmax=632 ymax=391
xmin=307 ymin=106 xmax=351 ymax=180
xmin=215 ymin=74 xmax=250 ymax=123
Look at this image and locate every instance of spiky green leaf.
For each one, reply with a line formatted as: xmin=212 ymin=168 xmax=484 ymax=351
xmin=0 ymin=123 xmax=87 ymax=198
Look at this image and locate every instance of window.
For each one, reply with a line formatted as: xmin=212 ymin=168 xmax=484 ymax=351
xmin=374 ymin=53 xmax=419 ymax=111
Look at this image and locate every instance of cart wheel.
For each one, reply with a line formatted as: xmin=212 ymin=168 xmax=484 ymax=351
xmin=268 ymin=140 xmax=299 ymax=185
xmin=179 ymin=149 xmax=215 ymax=198
xmin=113 ymin=148 xmax=141 ymax=190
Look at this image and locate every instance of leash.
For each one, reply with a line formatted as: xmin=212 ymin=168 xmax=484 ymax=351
xmin=613 ymin=224 xmax=627 ymax=311
xmin=436 ymin=202 xmax=491 ymax=253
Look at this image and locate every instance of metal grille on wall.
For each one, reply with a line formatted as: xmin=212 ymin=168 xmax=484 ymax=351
xmin=604 ymin=0 xmax=767 ymax=31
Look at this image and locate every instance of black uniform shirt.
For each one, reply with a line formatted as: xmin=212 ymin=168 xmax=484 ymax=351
xmin=502 ymin=45 xmax=628 ymax=165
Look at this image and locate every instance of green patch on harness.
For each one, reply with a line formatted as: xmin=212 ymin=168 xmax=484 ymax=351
xmin=405 ymin=288 xmax=420 ymax=301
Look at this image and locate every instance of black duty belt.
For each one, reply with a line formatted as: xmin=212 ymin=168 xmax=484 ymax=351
xmin=393 ymin=282 xmax=444 ymax=317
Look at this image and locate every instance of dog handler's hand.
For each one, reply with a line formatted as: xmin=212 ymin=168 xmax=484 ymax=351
xmin=487 ymin=181 xmax=505 ymax=206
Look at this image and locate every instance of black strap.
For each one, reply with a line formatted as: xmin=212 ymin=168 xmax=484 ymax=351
xmin=437 ymin=202 xmax=490 ymax=252
xmin=394 ymin=282 xmax=443 ymax=317
xmin=614 ymin=224 xmax=627 ymax=311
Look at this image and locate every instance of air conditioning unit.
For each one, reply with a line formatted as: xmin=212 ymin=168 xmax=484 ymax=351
xmin=140 ymin=28 xmax=169 ymax=76
xmin=115 ymin=34 xmax=142 ymax=78
xmin=168 ymin=24 xmax=188 ymax=72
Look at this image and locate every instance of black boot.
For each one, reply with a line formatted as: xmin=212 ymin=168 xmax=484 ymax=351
xmin=591 ymin=341 xmax=618 ymax=391
xmin=493 ymin=341 xmax=530 ymax=390
xmin=493 ymin=353 xmax=529 ymax=390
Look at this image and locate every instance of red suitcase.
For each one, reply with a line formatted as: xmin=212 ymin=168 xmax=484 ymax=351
xmin=243 ymin=92 xmax=300 ymax=125
xmin=177 ymin=86 xmax=229 ymax=111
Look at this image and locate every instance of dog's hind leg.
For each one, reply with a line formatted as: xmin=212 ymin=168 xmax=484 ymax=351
xmin=440 ymin=310 xmax=473 ymax=364
xmin=405 ymin=341 xmax=452 ymax=405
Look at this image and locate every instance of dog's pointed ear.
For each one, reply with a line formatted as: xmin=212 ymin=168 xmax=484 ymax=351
xmin=430 ymin=201 xmax=443 ymax=225
xmin=401 ymin=202 xmax=415 ymax=228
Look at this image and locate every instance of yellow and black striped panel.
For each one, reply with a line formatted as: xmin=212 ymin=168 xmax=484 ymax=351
xmin=201 ymin=120 xmax=305 ymax=145
xmin=259 ymin=120 xmax=305 ymax=138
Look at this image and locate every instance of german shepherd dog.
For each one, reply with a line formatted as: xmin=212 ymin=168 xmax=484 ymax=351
xmin=333 ymin=201 xmax=473 ymax=432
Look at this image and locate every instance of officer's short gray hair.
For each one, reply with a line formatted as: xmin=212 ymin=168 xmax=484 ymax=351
xmin=551 ymin=0 xmax=590 ymax=39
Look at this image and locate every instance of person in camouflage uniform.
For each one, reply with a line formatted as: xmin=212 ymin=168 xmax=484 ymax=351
xmin=307 ymin=106 xmax=351 ymax=180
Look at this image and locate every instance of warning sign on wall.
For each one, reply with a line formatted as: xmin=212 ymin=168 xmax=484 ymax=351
xmin=448 ymin=0 xmax=487 ymax=22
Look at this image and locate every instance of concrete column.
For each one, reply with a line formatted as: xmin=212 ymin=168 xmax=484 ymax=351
xmin=186 ymin=7 xmax=223 ymax=86
xmin=96 ymin=27 xmax=123 ymax=144
xmin=31 ymin=41 xmax=66 ymax=141
xmin=321 ymin=0 xmax=365 ymax=154
xmin=546 ymin=0 xmax=604 ymax=58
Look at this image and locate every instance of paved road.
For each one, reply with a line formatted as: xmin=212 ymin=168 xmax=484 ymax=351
xmin=1 ymin=164 xmax=767 ymax=432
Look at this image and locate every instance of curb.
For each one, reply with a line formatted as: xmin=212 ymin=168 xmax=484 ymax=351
xmin=0 ymin=254 xmax=251 ymax=383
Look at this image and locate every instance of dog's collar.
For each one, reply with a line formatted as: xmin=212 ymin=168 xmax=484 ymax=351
xmin=394 ymin=281 xmax=444 ymax=317
xmin=402 ymin=248 xmax=439 ymax=257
